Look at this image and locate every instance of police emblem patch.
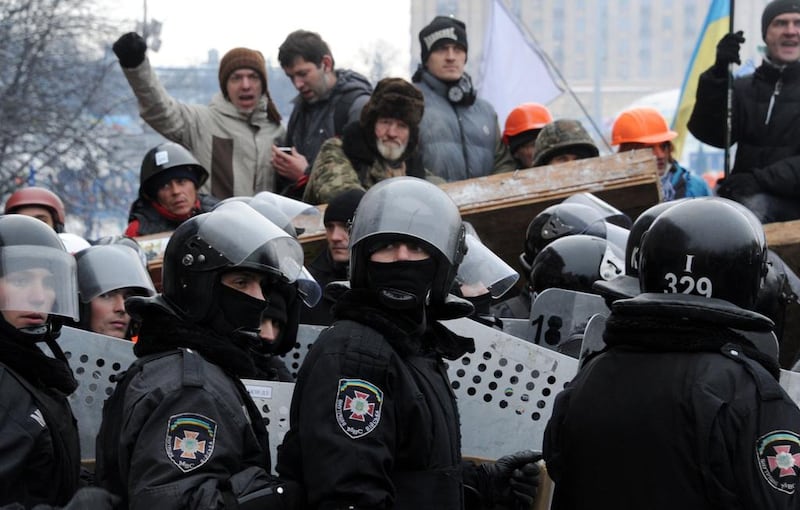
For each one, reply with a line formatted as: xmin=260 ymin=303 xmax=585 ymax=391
xmin=165 ymin=413 xmax=217 ymax=472
xmin=756 ymin=430 xmax=800 ymax=494
xmin=335 ymin=378 xmax=383 ymax=439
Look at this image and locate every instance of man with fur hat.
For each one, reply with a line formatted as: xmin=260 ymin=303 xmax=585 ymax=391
xmin=689 ymin=0 xmax=800 ymax=222
xmin=303 ymin=77 xmax=440 ymax=205
xmin=412 ymin=15 xmax=515 ymax=182
xmin=112 ymin=32 xmax=284 ymax=199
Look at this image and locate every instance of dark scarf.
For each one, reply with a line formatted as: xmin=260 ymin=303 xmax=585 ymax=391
xmin=134 ymin=308 xmax=257 ymax=378
xmin=0 ymin=319 xmax=77 ymax=394
xmin=333 ymin=288 xmax=474 ymax=360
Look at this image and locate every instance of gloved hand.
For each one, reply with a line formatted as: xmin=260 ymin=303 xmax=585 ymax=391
xmin=479 ymin=450 xmax=542 ymax=509
xmin=112 ymin=32 xmax=147 ymax=68
xmin=715 ymin=172 xmax=761 ymax=200
xmin=61 ymin=487 xmax=121 ymax=509
xmin=715 ymin=30 xmax=745 ymax=68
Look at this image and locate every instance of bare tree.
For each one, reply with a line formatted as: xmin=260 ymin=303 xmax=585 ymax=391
xmin=357 ymin=40 xmax=401 ymax=84
xmin=0 ymin=0 xmax=137 ymax=236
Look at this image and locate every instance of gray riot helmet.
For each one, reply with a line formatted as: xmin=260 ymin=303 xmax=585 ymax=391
xmin=139 ymin=142 xmax=208 ymax=201
xmin=161 ymin=201 xmax=305 ymax=324
xmin=349 ymin=177 xmax=466 ymax=305
xmin=75 ymin=245 xmax=155 ymax=303
xmin=0 ymin=215 xmax=80 ymax=331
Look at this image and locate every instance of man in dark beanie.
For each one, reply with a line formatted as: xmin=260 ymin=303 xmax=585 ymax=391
xmin=300 ymin=188 xmax=365 ymax=326
xmin=689 ymin=0 xmax=800 ymax=222
xmin=303 ymin=77 xmax=439 ymax=204
xmin=411 ymin=15 xmax=515 ymax=182
xmin=125 ymin=142 xmax=219 ymax=237
xmin=112 ymin=32 xmax=283 ymax=198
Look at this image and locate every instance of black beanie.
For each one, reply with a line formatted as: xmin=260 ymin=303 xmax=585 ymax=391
xmin=762 ymin=0 xmax=800 ymax=39
xmin=324 ymin=188 xmax=365 ymax=224
xmin=419 ymin=15 xmax=468 ymax=63
xmin=145 ymin=166 xmax=200 ymax=200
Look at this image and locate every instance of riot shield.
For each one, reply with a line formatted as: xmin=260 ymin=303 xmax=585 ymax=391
xmin=780 ymin=369 xmax=800 ymax=407
xmin=55 ymin=326 xmax=137 ymax=461
xmin=442 ymin=317 xmax=579 ymax=458
xmin=578 ymin=313 xmax=609 ymax=368
xmin=527 ymin=288 xmax=609 ymax=352
xmin=240 ymin=379 xmax=296 ymax=473
xmin=280 ymin=324 xmax=326 ymax=378
xmin=501 ymin=318 xmax=532 ymax=341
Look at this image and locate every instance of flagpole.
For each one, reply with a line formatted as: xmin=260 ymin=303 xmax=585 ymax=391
xmin=724 ymin=0 xmax=735 ymax=177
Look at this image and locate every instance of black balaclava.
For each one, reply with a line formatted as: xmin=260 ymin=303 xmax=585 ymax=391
xmin=204 ymin=283 xmax=268 ymax=349
xmin=366 ymin=258 xmax=437 ymax=323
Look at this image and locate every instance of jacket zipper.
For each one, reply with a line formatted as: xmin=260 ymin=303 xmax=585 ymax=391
xmin=765 ymin=78 xmax=783 ymax=125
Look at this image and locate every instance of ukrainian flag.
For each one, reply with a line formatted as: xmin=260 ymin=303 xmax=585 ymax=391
xmin=672 ymin=0 xmax=731 ymax=159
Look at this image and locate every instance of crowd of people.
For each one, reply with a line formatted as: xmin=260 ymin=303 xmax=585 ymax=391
xmin=3 ymin=1 xmax=800 ymax=508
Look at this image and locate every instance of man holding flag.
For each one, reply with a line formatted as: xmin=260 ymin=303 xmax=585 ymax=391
xmin=688 ymin=0 xmax=800 ymax=223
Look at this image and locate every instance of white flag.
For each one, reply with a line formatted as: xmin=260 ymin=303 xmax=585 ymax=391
xmin=478 ymin=0 xmax=562 ymax=125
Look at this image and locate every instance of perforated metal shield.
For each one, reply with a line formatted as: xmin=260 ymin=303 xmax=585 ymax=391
xmin=528 ymin=288 xmax=609 ymax=350
xmin=280 ymin=324 xmax=327 ymax=379
xmin=54 ymin=327 xmax=137 ymax=461
xmin=241 ymin=379 xmax=295 ymax=473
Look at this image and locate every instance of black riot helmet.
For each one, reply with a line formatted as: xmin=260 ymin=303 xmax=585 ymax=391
xmin=530 ymin=234 xmax=624 ymax=295
xmin=75 ymin=245 xmax=156 ymax=333
xmin=755 ymin=250 xmax=800 ymax=343
xmin=0 ymin=215 xmax=79 ymax=338
xmin=639 ymin=197 xmax=768 ymax=310
xmin=139 ymin=142 xmax=209 ymax=200
xmin=625 ymin=200 xmax=687 ymax=276
xmin=521 ymin=202 xmax=629 ymax=274
xmin=161 ymin=201 xmax=305 ymax=326
xmin=349 ymin=177 xmax=466 ymax=305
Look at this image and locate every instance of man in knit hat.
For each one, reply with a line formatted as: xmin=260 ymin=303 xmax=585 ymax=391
xmin=112 ymin=32 xmax=284 ymax=199
xmin=412 ymin=15 xmax=515 ymax=182
xmin=300 ymin=188 xmax=365 ymax=326
xmin=303 ymin=77 xmax=439 ymax=205
xmin=689 ymin=0 xmax=800 ymax=222
xmin=273 ymin=30 xmax=373 ymax=199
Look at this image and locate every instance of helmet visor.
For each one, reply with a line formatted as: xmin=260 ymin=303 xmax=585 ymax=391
xmin=456 ymin=234 xmax=519 ymax=298
xmin=198 ymin=202 xmax=305 ymax=282
xmin=77 ymin=246 xmax=156 ymax=302
xmin=296 ymin=266 xmax=322 ymax=307
xmin=582 ymin=220 xmax=630 ymax=254
xmin=0 ymin=245 xmax=79 ymax=320
xmin=563 ymin=193 xmax=632 ymax=228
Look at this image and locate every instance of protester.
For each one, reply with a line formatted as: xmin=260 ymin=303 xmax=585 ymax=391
xmin=94 ymin=202 xmax=303 ymax=509
xmin=4 ymin=186 xmax=66 ymax=232
xmin=412 ymin=15 xmax=515 ymax=181
xmin=503 ymin=103 xmax=554 ymax=169
xmin=274 ymin=29 xmax=373 ymax=199
xmin=613 ymin=107 xmax=711 ymax=201
xmin=0 ymin=215 xmax=117 ymax=508
xmin=74 ymin=244 xmax=155 ymax=340
xmin=303 ymin=77 xmax=435 ymax=204
xmin=277 ymin=177 xmax=540 ymax=509
xmin=689 ymin=0 xmax=800 ymax=222
xmin=125 ymin=142 xmax=219 ymax=237
xmin=544 ymin=197 xmax=800 ymax=508
xmin=112 ymin=33 xmax=284 ymax=198
xmin=533 ymin=119 xmax=599 ymax=167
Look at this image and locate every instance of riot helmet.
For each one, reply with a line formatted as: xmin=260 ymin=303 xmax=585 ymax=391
xmin=349 ymin=177 xmax=466 ymax=306
xmin=639 ymin=197 xmax=767 ymax=309
xmin=139 ymin=142 xmax=208 ymax=201
xmin=5 ymin=187 xmax=66 ymax=233
xmin=161 ymin=201 xmax=305 ymax=331
xmin=521 ymin=202 xmax=629 ymax=275
xmin=92 ymin=235 xmax=149 ymax=268
xmin=0 ymin=215 xmax=79 ymax=339
xmin=755 ymin=250 xmax=800 ymax=343
xmin=530 ymin=234 xmax=624 ymax=295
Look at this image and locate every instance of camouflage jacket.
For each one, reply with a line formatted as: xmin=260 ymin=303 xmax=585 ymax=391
xmin=303 ymin=122 xmax=439 ymax=205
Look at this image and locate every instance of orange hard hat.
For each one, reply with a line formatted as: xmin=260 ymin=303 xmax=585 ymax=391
xmin=503 ymin=103 xmax=554 ymax=145
xmin=611 ymin=107 xmax=677 ymax=146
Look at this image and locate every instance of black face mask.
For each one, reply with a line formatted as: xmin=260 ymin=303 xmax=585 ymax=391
xmin=208 ymin=284 xmax=268 ymax=337
xmin=366 ymin=258 xmax=437 ymax=311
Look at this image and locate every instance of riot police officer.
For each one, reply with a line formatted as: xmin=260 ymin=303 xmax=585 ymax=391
xmin=276 ymin=177 xmax=541 ymax=509
xmin=95 ymin=202 xmax=302 ymax=509
xmin=544 ymin=197 xmax=800 ymax=508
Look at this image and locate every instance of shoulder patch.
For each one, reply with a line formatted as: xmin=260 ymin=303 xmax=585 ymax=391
xmin=165 ymin=413 xmax=217 ymax=472
xmin=756 ymin=430 xmax=800 ymax=494
xmin=335 ymin=378 xmax=383 ymax=439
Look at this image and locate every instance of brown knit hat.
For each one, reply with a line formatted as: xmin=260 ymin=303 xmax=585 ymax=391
xmin=360 ymin=78 xmax=424 ymax=130
xmin=218 ymin=47 xmax=268 ymax=97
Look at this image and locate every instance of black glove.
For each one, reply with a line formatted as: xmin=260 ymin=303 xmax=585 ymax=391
xmin=60 ymin=487 xmax=121 ymax=510
xmin=112 ymin=32 xmax=147 ymax=68
xmin=715 ymin=172 xmax=761 ymax=200
xmin=715 ymin=30 xmax=745 ymax=68
xmin=478 ymin=450 xmax=542 ymax=509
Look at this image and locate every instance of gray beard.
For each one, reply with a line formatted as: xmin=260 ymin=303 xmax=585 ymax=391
xmin=376 ymin=139 xmax=407 ymax=162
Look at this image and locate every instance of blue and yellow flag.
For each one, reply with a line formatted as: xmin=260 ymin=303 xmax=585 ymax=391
xmin=672 ymin=0 xmax=731 ymax=159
